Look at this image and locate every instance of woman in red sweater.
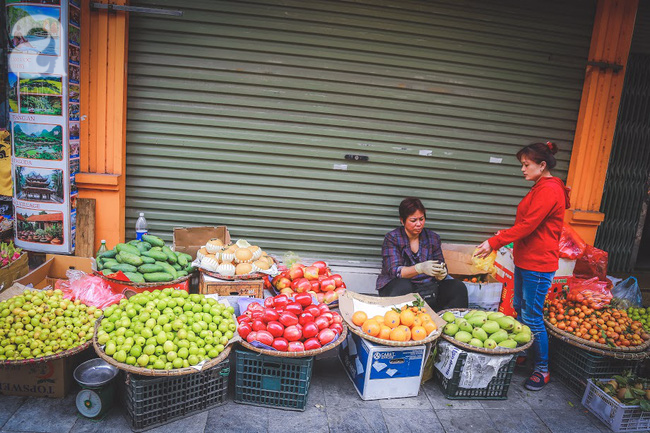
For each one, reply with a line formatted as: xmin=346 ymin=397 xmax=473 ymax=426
xmin=475 ymin=141 xmax=570 ymax=391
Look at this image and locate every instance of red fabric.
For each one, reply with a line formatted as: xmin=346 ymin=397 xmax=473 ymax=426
xmin=488 ymin=177 xmax=570 ymax=272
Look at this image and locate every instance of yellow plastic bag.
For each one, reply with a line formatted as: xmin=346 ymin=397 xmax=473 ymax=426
xmin=471 ymin=249 xmax=497 ymax=275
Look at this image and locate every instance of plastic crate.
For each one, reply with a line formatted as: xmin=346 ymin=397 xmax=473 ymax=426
xmin=582 ymin=379 xmax=650 ymax=432
xmin=121 ymin=359 xmax=229 ymax=432
xmin=550 ymin=337 xmax=641 ymax=396
xmin=435 ymin=351 xmax=517 ymax=400
xmin=234 ymin=348 xmax=312 ymax=411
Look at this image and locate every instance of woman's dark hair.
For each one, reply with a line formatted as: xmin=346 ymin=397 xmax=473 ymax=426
xmin=399 ymin=197 xmax=426 ymax=221
xmin=516 ymin=141 xmax=559 ymax=170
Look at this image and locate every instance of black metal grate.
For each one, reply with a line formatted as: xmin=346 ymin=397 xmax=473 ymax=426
xmin=596 ymin=54 xmax=650 ymax=272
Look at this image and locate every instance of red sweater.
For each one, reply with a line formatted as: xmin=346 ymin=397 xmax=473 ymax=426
xmin=488 ymin=177 xmax=570 ymax=272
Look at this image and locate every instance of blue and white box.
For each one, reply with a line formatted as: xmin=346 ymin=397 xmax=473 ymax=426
xmin=339 ymin=332 xmax=426 ymax=400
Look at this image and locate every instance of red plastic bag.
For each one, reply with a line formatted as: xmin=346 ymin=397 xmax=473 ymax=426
xmin=573 ymin=245 xmax=608 ymax=281
xmin=558 ymin=224 xmax=587 ymax=260
xmin=55 ymin=270 xmax=125 ymax=309
xmin=567 ymin=276 xmax=612 ymax=309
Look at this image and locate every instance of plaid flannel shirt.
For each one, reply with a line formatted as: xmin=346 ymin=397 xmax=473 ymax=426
xmin=376 ymin=227 xmax=446 ymax=290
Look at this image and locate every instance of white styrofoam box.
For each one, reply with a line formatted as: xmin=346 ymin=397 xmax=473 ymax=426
xmin=338 ymin=332 xmax=426 ymax=400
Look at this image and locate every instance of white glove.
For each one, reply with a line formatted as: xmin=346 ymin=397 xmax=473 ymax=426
xmin=414 ymin=261 xmax=436 ymax=276
xmin=432 ymin=262 xmax=448 ymax=281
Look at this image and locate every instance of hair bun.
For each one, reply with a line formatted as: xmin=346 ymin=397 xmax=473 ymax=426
xmin=546 ymin=141 xmax=559 ymax=155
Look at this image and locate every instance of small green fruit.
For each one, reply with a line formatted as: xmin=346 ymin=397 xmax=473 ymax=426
xmin=482 ymin=320 xmax=500 ymax=335
xmin=442 ymin=312 xmax=456 ymax=323
xmin=468 ymin=338 xmax=484 ymax=348
xmin=484 ymin=338 xmax=497 ymax=349
xmin=444 ymin=323 xmax=459 ymax=336
xmin=498 ymin=339 xmax=517 ymax=349
xmin=472 ymin=327 xmax=488 ymax=342
xmin=454 ymin=331 xmax=472 ymax=343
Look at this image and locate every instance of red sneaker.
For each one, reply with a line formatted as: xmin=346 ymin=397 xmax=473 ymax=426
xmin=525 ymin=371 xmax=550 ymax=391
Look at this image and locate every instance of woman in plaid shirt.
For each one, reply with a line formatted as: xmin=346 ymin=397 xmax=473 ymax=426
xmin=376 ymin=197 xmax=468 ymax=311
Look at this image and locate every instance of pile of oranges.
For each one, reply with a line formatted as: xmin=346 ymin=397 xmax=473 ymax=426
xmin=351 ymin=305 xmax=437 ymax=342
xmin=545 ymin=297 xmax=650 ymax=348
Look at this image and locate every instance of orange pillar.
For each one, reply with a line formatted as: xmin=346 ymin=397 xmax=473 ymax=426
xmin=565 ymin=0 xmax=638 ymax=245
xmin=77 ymin=0 xmax=129 ymax=250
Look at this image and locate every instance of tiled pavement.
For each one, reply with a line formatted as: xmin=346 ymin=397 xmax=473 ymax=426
xmin=0 ymin=354 xmax=614 ymax=433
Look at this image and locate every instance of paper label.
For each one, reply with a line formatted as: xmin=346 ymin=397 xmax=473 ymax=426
xmin=418 ymin=149 xmax=433 ymax=156
xmin=489 ymin=157 xmax=503 ymax=164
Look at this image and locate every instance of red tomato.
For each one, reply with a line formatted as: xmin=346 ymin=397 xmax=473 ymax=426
xmin=285 ymin=302 xmax=303 ymax=316
xmin=272 ymin=337 xmax=289 ymax=352
xmin=278 ymin=311 xmax=299 ymax=327
xmin=314 ymin=316 xmax=330 ymax=330
xmin=302 ymin=322 xmax=319 ymax=339
xmin=262 ymin=308 xmax=279 ymax=323
xmin=266 ymin=321 xmax=285 ymax=338
xmin=294 ymin=293 xmax=313 ymax=308
xmin=250 ymin=311 xmax=263 ymax=320
xmin=331 ymin=274 xmax=344 ymax=287
xmin=237 ymin=315 xmax=251 ymax=324
xmin=303 ymin=266 xmax=320 ymax=281
xmin=247 ymin=302 xmax=264 ymax=312
xmin=252 ymin=319 xmax=267 ymax=332
xmin=283 ymin=325 xmax=303 ymax=342
xmin=298 ymin=312 xmax=315 ymax=326
xmin=288 ymin=341 xmax=305 ymax=352
xmin=246 ymin=331 xmax=258 ymax=343
xmin=304 ymin=305 xmax=320 ymax=318
xmin=310 ymin=280 xmax=321 ymax=292
xmin=318 ymin=328 xmax=336 ymax=345
xmin=331 ymin=312 xmax=343 ymax=324
xmin=238 ymin=323 xmax=252 ymax=340
xmin=303 ymin=338 xmax=322 ymax=351
xmin=329 ymin=323 xmax=343 ymax=335
xmin=264 ymin=297 xmax=275 ymax=308
xmin=320 ymin=312 xmax=333 ymax=325
xmin=317 ymin=303 xmax=330 ymax=315
xmin=256 ymin=330 xmax=274 ymax=346
xmin=312 ymin=261 xmax=328 ymax=275
xmin=273 ymin=295 xmax=290 ymax=310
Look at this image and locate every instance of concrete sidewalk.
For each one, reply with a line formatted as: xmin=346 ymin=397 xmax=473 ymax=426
xmin=0 ymin=355 xmax=612 ymax=433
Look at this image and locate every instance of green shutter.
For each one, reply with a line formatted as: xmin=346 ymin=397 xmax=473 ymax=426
xmin=125 ymin=0 xmax=594 ymax=262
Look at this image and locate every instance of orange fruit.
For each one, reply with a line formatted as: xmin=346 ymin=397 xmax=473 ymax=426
xmin=378 ymin=325 xmax=392 ymax=340
xmin=384 ymin=310 xmax=401 ymax=329
xmin=398 ymin=325 xmax=411 ymax=341
xmin=389 ymin=327 xmax=408 ymax=342
xmin=411 ymin=326 xmax=427 ymax=341
xmin=352 ymin=311 xmax=367 ymax=327
xmin=422 ymin=320 xmax=437 ymax=334
xmin=362 ymin=319 xmax=381 ymax=337
xmin=400 ymin=310 xmax=415 ymax=327
xmin=372 ymin=315 xmax=384 ymax=323
xmin=418 ymin=313 xmax=433 ymax=323
xmin=412 ymin=316 xmax=424 ymax=327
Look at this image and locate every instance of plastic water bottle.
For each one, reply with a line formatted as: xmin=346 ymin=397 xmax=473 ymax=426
xmin=96 ymin=240 xmax=107 ymax=257
xmin=135 ymin=213 xmax=148 ymax=240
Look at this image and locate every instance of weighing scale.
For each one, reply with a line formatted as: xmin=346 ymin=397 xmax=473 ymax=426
xmin=73 ymin=358 xmax=119 ymax=419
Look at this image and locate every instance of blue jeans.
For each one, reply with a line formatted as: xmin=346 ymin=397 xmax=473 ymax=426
xmin=514 ymin=266 xmax=555 ymax=372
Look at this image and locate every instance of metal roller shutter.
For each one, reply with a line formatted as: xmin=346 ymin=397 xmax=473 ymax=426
xmin=125 ymin=0 xmax=595 ymax=262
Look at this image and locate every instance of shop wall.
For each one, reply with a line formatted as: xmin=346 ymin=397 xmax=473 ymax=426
xmin=124 ymin=0 xmax=595 ymax=262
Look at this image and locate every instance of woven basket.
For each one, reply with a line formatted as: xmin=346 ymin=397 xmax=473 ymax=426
xmin=437 ymin=309 xmax=533 ymax=355
xmin=94 ymin=271 xmax=192 ymax=288
xmin=0 ymin=339 xmax=92 ymax=366
xmin=92 ymin=318 xmax=232 ymax=376
xmin=346 ymin=319 xmax=442 ymax=348
xmin=238 ymin=324 xmax=348 ymax=358
xmin=544 ymin=318 xmax=650 ymax=359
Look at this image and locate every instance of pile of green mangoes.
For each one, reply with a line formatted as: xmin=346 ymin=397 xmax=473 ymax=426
xmin=97 ymin=289 xmax=236 ymax=369
xmin=627 ymin=307 xmax=650 ymax=333
xmin=442 ymin=310 xmax=532 ymax=349
xmin=96 ymin=235 xmax=195 ymax=283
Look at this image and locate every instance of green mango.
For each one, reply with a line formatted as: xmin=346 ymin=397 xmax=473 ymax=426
xmin=443 ymin=323 xmax=459 ymax=336
xmin=454 ymin=331 xmax=472 ymax=343
xmin=498 ymin=339 xmax=517 ymax=349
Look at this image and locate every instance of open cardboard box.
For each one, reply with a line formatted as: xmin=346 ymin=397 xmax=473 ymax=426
xmin=339 ymin=291 xmax=446 ymax=344
xmin=441 ymin=243 xmax=483 ymax=275
xmin=0 ymin=283 xmax=89 ymax=397
xmin=14 ymin=254 xmax=93 ymax=290
xmin=173 ymin=226 xmax=231 ymax=260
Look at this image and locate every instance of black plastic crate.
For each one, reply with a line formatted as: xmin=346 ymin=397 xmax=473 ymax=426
xmin=234 ymin=348 xmax=313 ymax=411
xmin=436 ymin=351 xmax=517 ymax=400
xmin=121 ymin=359 xmax=229 ymax=432
xmin=549 ymin=336 xmax=641 ymax=396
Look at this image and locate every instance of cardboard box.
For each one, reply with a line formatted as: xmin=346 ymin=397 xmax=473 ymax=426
xmin=339 ymin=332 xmax=426 ymax=400
xmin=173 ymin=226 xmax=230 ymax=260
xmin=0 ymin=253 xmax=29 ymax=290
xmin=0 ymin=283 xmax=88 ymax=397
xmin=15 ymin=254 xmax=92 ymax=290
xmin=199 ymin=273 xmax=263 ymax=298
